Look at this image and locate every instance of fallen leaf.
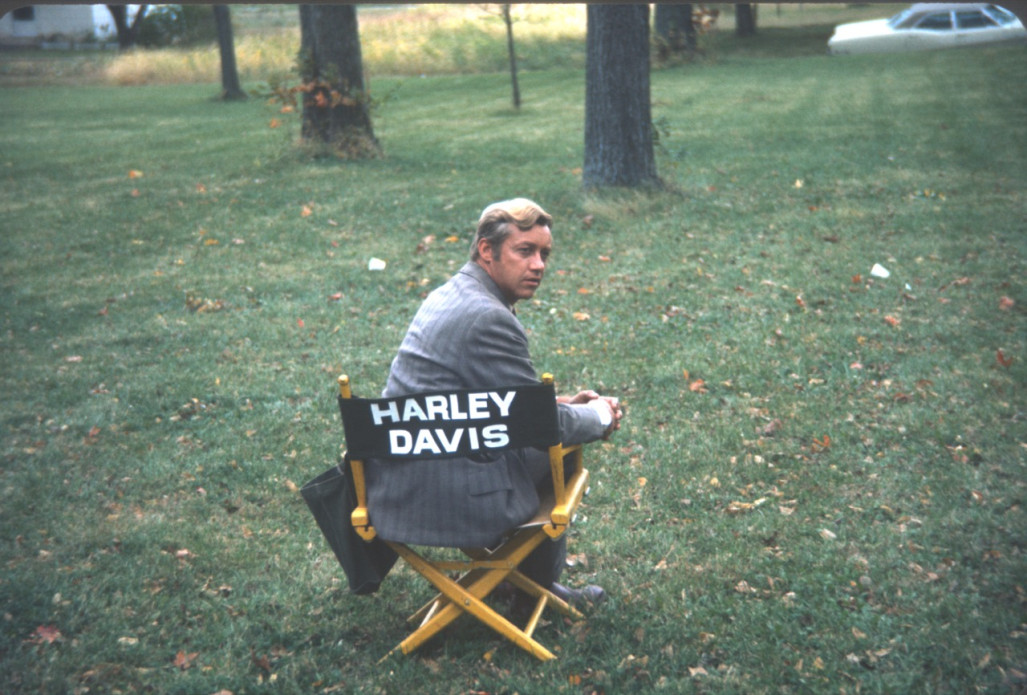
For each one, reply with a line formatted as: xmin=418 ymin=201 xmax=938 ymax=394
xmin=999 ymin=296 xmax=1014 ymax=311
xmin=689 ymin=379 xmax=707 ymax=393
xmin=29 ymin=625 xmax=62 ymax=644
xmin=565 ymin=552 xmax=589 ymax=568
xmin=726 ymin=501 xmax=754 ymax=515
xmin=572 ymin=311 xmax=590 ymax=321
xmin=819 ymin=528 xmax=837 ymax=540
xmin=269 ymin=118 xmax=282 ymax=129
xmin=128 ymin=169 xmax=143 ymax=179
xmin=884 ymin=315 xmax=901 ymax=327
xmin=734 ymin=580 xmax=755 ymax=594
xmin=328 ymin=293 xmax=343 ymax=301
xmin=251 ymin=650 xmax=272 ymax=674
xmin=300 ymin=205 xmax=313 ymax=218
xmin=996 ymin=349 xmax=1013 ymax=368
xmin=173 ymin=650 xmax=199 ymax=670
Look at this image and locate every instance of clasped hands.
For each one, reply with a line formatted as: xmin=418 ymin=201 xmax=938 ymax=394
xmin=559 ymin=389 xmax=623 ymax=439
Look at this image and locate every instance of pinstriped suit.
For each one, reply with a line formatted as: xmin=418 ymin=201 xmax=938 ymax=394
xmin=364 ymin=261 xmax=606 ymax=549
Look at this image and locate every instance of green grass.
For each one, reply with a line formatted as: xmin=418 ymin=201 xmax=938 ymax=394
xmin=2 ymin=23 xmax=1026 ymax=695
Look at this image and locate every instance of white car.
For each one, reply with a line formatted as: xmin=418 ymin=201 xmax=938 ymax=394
xmin=828 ymin=3 xmax=1026 ymax=54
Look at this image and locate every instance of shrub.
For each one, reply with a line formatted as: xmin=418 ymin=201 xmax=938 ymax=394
xmin=137 ymin=4 xmax=218 ymax=48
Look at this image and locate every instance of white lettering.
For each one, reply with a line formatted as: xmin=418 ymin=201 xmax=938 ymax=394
xmin=401 ymin=398 xmax=428 ymax=422
xmin=467 ymin=392 xmax=489 ymax=419
xmin=468 ymin=426 xmax=480 ymax=449
xmin=448 ymin=393 xmax=468 ymax=420
xmin=434 ymin=428 xmax=463 ymax=453
xmin=482 ymin=424 xmax=509 ymax=448
xmin=489 ymin=391 xmax=516 ymax=417
xmin=424 ymin=395 xmax=448 ymax=421
xmin=413 ymin=429 xmax=442 ymax=455
xmin=389 ymin=429 xmax=412 ymax=454
xmin=372 ymin=401 xmax=400 ymax=425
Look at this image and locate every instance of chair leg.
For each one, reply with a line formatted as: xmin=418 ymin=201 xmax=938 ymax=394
xmin=383 ymin=529 xmax=572 ymax=661
xmin=389 ymin=543 xmax=557 ymax=661
xmin=505 ymin=569 xmax=584 ymax=621
xmin=406 ymin=528 xmax=546 ymax=625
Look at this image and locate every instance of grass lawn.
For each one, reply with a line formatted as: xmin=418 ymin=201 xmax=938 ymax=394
xmin=1 ymin=15 xmax=1025 ymax=695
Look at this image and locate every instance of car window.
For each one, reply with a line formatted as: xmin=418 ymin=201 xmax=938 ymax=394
xmin=888 ymin=8 xmax=916 ymax=28
xmin=984 ymin=5 xmax=1018 ymax=25
xmin=915 ymin=12 xmax=953 ymax=30
xmin=956 ymin=10 xmax=996 ymax=28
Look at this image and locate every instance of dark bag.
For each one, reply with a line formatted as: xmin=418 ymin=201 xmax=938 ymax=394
xmin=300 ymin=459 xmax=397 ymax=595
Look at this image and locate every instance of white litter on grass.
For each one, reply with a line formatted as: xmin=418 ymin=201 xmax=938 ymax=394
xmin=870 ymin=263 xmax=890 ymax=279
xmin=368 ymin=257 xmax=387 ymax=271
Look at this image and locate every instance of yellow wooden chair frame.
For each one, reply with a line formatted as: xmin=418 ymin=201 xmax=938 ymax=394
xmin=339 ymin=373 xmax=591 ymax=662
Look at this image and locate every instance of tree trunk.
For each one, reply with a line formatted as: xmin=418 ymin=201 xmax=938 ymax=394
xmin=583 ymin=4 xmax=659 ymax=190
xmin=502 ymin=4 xmax=521 ymax=110
xmin=654 ymin=4 xmax=695 ymax=58
xmin=107 ymin=4 xmax=148 ymax=50
xmin=298 ymin=4 xmax=380 ymax=158
xmin=735 ymin=3 xmax=758 ymax=38
xmin=213 ymin=5 xmax=246 ymax=101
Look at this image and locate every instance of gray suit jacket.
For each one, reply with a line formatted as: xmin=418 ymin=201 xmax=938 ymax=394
xmin=364 ymin=261 xmax=605 ymax=547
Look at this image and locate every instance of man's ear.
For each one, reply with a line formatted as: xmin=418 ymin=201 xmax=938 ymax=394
xmin=477 ymin=238 xmax=495 ymax=265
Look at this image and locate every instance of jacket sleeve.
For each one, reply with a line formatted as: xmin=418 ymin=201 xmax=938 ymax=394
xmin=462 ymin=307 xmax=607 ymax=446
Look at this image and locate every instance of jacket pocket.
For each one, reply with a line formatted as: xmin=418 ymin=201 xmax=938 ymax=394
xmin=466 ymin=463 xmax=513 ymax=496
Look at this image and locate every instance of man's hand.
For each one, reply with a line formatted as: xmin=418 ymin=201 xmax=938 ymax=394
xmin=559 ymin=390 xmax=623 ymax=438
xmin=558 ymin=390 xmax=601 ymax=405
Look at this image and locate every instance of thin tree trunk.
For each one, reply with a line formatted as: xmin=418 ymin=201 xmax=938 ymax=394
xmin=502 ymin=4 xmax=520 ymax=110
xmin=213 ymin=5 xmax=246 ymax=101
xmin=736 ymin=3 xmax=758 ymax=37
xmin=107 ymin=4 xmax=148 ymax=50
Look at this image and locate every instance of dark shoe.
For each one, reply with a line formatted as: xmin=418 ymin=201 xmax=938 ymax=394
xmin=550 ymin=582 xmax=606 ymax=608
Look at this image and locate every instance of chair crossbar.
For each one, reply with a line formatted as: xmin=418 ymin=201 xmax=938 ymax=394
xmin=386 ymin=538 xmax=558 ymax=662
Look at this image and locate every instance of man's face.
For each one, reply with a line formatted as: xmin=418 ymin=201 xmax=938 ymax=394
xmin=478 ymin=224 xmax=553 ymax=304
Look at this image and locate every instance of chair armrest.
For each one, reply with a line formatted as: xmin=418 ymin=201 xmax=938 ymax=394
xmin=348 ymin=456 xmax=378 ymax=541
xmin=544 ymin=466 xmax=589 ymax=539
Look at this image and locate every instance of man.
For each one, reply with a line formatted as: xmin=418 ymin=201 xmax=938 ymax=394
xmin=364 ymin=198 xmax=622 ymax=605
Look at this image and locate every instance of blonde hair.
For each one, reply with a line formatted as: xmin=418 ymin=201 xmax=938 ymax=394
xmin=471 ymin=198 xmax=553 ymax=260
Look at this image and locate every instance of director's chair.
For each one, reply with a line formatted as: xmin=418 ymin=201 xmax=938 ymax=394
xmin=337 ymin=373 xmax=591 ymax=662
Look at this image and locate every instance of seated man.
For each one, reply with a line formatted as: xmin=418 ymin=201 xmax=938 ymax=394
xmin=364 ymin=198 xmax=622 ymax=606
